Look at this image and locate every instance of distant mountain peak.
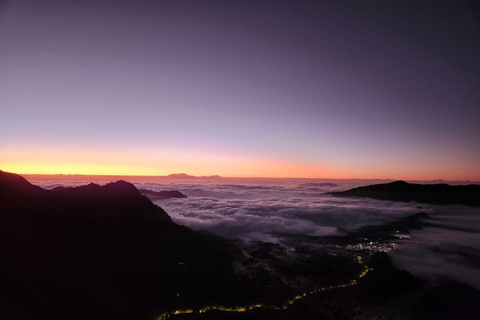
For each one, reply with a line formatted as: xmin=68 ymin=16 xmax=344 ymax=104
xmin=202 ymin=175 xmax=222 ymax=179
xmin=165 ymin=173 xmax=222 ymax=179
xmin=166 ymin=173 xmax=193 ymax=178
xmin=103 ymin=180 xmax=141 ymax=195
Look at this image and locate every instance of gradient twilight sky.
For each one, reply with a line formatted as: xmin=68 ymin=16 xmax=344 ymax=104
xmin=1 ymin=0 xmax=479 ymax=180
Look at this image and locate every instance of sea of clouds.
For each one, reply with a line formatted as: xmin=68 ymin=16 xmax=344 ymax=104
xmin=29 ymin=175 xmax=427 ymax=240
xmin=133 ymin=180 xmax=427 ymax=241
xmin=28 ymin=175 xmax=480 ymax=289
xmin=29 ymin=176 xmax=432 ymax=240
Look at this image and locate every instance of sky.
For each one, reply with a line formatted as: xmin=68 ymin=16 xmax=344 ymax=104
xmin=1 ymin=0 xmax=479 ymax=180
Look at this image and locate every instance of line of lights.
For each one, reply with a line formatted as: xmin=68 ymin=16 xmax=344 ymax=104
xmin=155 ymin=264 xmax=370 ymax=320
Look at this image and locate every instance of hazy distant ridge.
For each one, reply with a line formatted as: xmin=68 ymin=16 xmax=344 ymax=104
xmin=329 ymin=181 xmax=480 ymax=207
xmin=139 ymin=189 xmax=187 ymax=200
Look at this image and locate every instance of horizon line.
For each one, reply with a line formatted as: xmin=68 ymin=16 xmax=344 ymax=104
xmin=11 ymin=171 xmax=480 ymax=183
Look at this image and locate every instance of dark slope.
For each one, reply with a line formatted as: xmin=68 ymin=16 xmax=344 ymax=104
xmin=0 ymin=170 xmax=46 ymax=195
xmin=329 ymin=180 xmax=480 ymax=206
xmin=0 ymin=171 xmax=237 ymax=320
xmin=1 ymin=171 xmax=172 ymax=221
xmin=139 ymin=189 xmax=187 ymax=200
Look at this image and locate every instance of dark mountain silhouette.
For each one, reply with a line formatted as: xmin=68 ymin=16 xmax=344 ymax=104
xmin=0 ymin=171 xmax=238 ymax=320
xmin=139 ymin=189 xmax=187 ymax=200
xmin=166 ymin=173 xmax=193 ymax=178
xmin=0 ymin=169 xmax=47 ymax=196
xmin=0 ymin=171 xmax=172 ymax=221
xmin=329 ymin=180 xmax=480 ymax=206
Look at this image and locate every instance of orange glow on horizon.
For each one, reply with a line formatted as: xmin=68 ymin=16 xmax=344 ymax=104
xmin=0 ymin=158 xmax=340 ymax=179
xmin=1 ymin=148 xmax=479 ymax=181
xmin=0 ymin=147 xmax=338 ymax=178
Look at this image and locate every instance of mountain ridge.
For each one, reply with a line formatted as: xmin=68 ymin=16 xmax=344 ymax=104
xmin=0 ymin=170 xmax=172 ymax=221
xmin=329 ymin=180 xmax=480 ymax=206
xmin=0 ymin=170 xmax=238 ymax=319
xmin=139 ymin=189 xmax=187 ymax=200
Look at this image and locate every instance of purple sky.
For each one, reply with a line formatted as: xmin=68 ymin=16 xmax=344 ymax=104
xmin=1 ymin=0 xmax=479 ymax=179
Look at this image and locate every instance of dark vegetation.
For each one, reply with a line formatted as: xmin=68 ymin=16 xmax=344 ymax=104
xmin=235 ymin=241 xmax=364 ymax=307
xmin=165 ymin=252 xmax=480 ymax=320
xmin=329 ymin=180 xmax=480 ymax=206
xmin=165 ymin=254 xmax=416 ymax=320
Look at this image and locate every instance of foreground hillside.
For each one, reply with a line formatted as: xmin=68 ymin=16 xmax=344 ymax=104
xmin=0 ymin=171 xmax=237 ymax=320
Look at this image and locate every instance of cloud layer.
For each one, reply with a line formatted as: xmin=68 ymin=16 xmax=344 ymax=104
xmin=390 ymin=205 xmax=480 ymax=289
xmin=139 ymin=182 xmax=425 ymax=240
xmin=139 ymin=180 xmax=480 ymax=290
